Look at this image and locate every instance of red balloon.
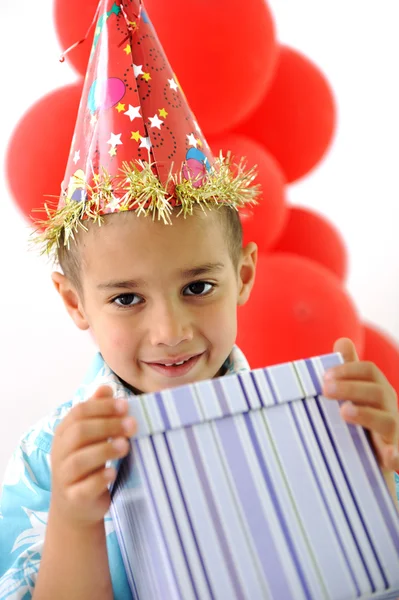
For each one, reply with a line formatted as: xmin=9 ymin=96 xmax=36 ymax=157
xmin=270 ymin=206 xmax=348 ymax=281
xmin=362 ymin=323 xmax=399 ymax=398
xmin=235 ymin=45 xmax=336 ymax=183
xmin=143 ymin=0 xmax=278 ymax=135
xmin=209 ymin=134 xmax=288 ymax=251
xmin=6 ymin=82 xmax=83 ymax=224
xmin=237 ymin=253 xmax=363 ymax=368
xmin=54 ymin=0 xmax=98 ymax=75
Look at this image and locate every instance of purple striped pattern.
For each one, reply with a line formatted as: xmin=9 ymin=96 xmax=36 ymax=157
xmin=185 ymin=428 xmax=246 ymax=600
xmin=111 ymin=351 xmax=399 ymax=600
xmin=215 ymin=415 xmax=296 ymax=599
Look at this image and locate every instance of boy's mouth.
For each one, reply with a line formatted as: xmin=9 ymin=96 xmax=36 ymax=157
xmin=143 ymin=352 xmax=204 ymax=378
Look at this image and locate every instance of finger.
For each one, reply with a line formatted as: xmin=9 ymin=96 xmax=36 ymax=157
xmin=379 ymin=444 xmax=399 ymax=472
xmin=340 ymin=402 xmax=398 ymax=445
xmin=91 ymin=385 xmax=115 ymax=399
xmin=367 ymin=433 xmax=399 ymax=472
xmin=55 ymin=385 xmax=115 ymax=436
xmin=66 ymin=466 xmax=117 ymax=506
xmin=73 ymin=395 xmax=129 ymax=419
xmin=333 ymin=337 xmax=359 ymax=363
xmin=56 ymin=394 xmax=129 ymax=436
xmin=62 ymin=437 xmax=131 ymax=485
xmin=324 ymin=361 xmax=388 ymax=387
xmin=59 ymin=415 xmax=137 ymax=459
xmin=323 ymin=380 xmax=386 ymax=409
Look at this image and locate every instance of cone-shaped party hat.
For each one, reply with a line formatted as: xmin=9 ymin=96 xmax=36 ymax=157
xmin=36 ymin=0 xmax=260 ymax=255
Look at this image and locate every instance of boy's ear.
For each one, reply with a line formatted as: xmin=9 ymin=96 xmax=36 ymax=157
xmin=51 ymin=271 xmax=90 ymax=331
xmin=237 ymin=242 xmax=258 ymax=306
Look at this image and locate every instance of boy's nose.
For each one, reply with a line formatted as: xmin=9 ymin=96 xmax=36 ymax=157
xmin=148 ymin=302 xmax=193 ymax=347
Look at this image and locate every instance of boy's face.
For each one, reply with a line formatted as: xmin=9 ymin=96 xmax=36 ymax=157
xmin=54 ymin=210 xmax=257 ymax=393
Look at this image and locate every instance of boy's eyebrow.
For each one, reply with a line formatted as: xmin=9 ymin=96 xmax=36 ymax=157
xmin=97 ymin=279 xmax=145 ymax=290
xmin=97 ymin=262 xmax=225 ymax=290
xmin=179 ymin=262 xmax=225 ymax=279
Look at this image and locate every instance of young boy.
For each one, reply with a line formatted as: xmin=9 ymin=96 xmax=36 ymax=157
xmin=1 ymin=1 xmax=398 ymax=599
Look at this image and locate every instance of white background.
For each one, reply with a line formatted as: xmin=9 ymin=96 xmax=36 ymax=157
xmin=1 ymin=0 xmax=398 ymax=483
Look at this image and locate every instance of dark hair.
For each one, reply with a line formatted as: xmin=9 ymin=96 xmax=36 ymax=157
xmin=57 ymin=205 xmax=243 ymax=293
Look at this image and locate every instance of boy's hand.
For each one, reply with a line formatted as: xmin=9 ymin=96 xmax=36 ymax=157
xmin=50 ymin=385 xmax=137 ymax=528
xmin=323 ymin=338 xmax=399 ymax=497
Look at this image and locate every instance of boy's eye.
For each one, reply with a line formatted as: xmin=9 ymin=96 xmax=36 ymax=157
xmin=113 ymin=294 xmax=141 ymax=307
xmin=183 ymin=281 xmax=214 ymax=296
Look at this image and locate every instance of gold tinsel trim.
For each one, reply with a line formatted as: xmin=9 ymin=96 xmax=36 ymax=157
xmin=119 ymin=159 xmax=174 ymax=222
xmin=31 ymin=153 xmax=260 ymax=259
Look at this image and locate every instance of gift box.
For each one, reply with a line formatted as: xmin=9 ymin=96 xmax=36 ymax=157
xmin=110 ymin=352 xmax=399 ymax=600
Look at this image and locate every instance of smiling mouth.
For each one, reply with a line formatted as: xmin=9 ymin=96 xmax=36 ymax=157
xmin=145 ymin=353 xmax=203 ymax=367
xmin=143 ymin=353 xmax=204 ymax=377
xmin=154 ymin=357 xmax=191 ymax=367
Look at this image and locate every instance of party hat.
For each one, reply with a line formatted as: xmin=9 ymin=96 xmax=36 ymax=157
xmin=36 ymin=0 xmax=260 ymax=255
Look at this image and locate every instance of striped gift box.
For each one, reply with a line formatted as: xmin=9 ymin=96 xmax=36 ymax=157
xmin=110 ymin=352 xmax=399 ymax=600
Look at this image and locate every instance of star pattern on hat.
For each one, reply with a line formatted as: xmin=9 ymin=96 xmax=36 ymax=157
xmin=148 ymin=114 xmax=163 ymax=129
xmin=124 ymin=105 xmax=142 ymax=121
xmin=187 ymin=133 xmax=199 ymax=148
xmin=139 ymin=136 xmax=152 ymax=151
xmin=133 ymin=64 xmax=144 ymax=77
xmin=107 ymin=195 xmax=123 ymax=212
xmin=168 ymin=77 xmax=178 ymax=91
xmin=107 ymin=133 xmax=123 ymax=148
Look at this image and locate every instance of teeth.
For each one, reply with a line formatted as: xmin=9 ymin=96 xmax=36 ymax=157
xmin=163 ymin=359 xmax=188 ymax=367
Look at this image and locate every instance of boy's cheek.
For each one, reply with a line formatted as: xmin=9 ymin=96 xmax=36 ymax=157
xmin=86 ymin=319 xmax=122 ymax=354
xmin=105 ymin=326 xmax=135 ymax=355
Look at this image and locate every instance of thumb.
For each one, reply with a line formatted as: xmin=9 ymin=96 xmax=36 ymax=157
xmin=333 ymin=337 xmax=359 ymax=363
xmin=92 ymin=385 xmax=115 ymax=398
